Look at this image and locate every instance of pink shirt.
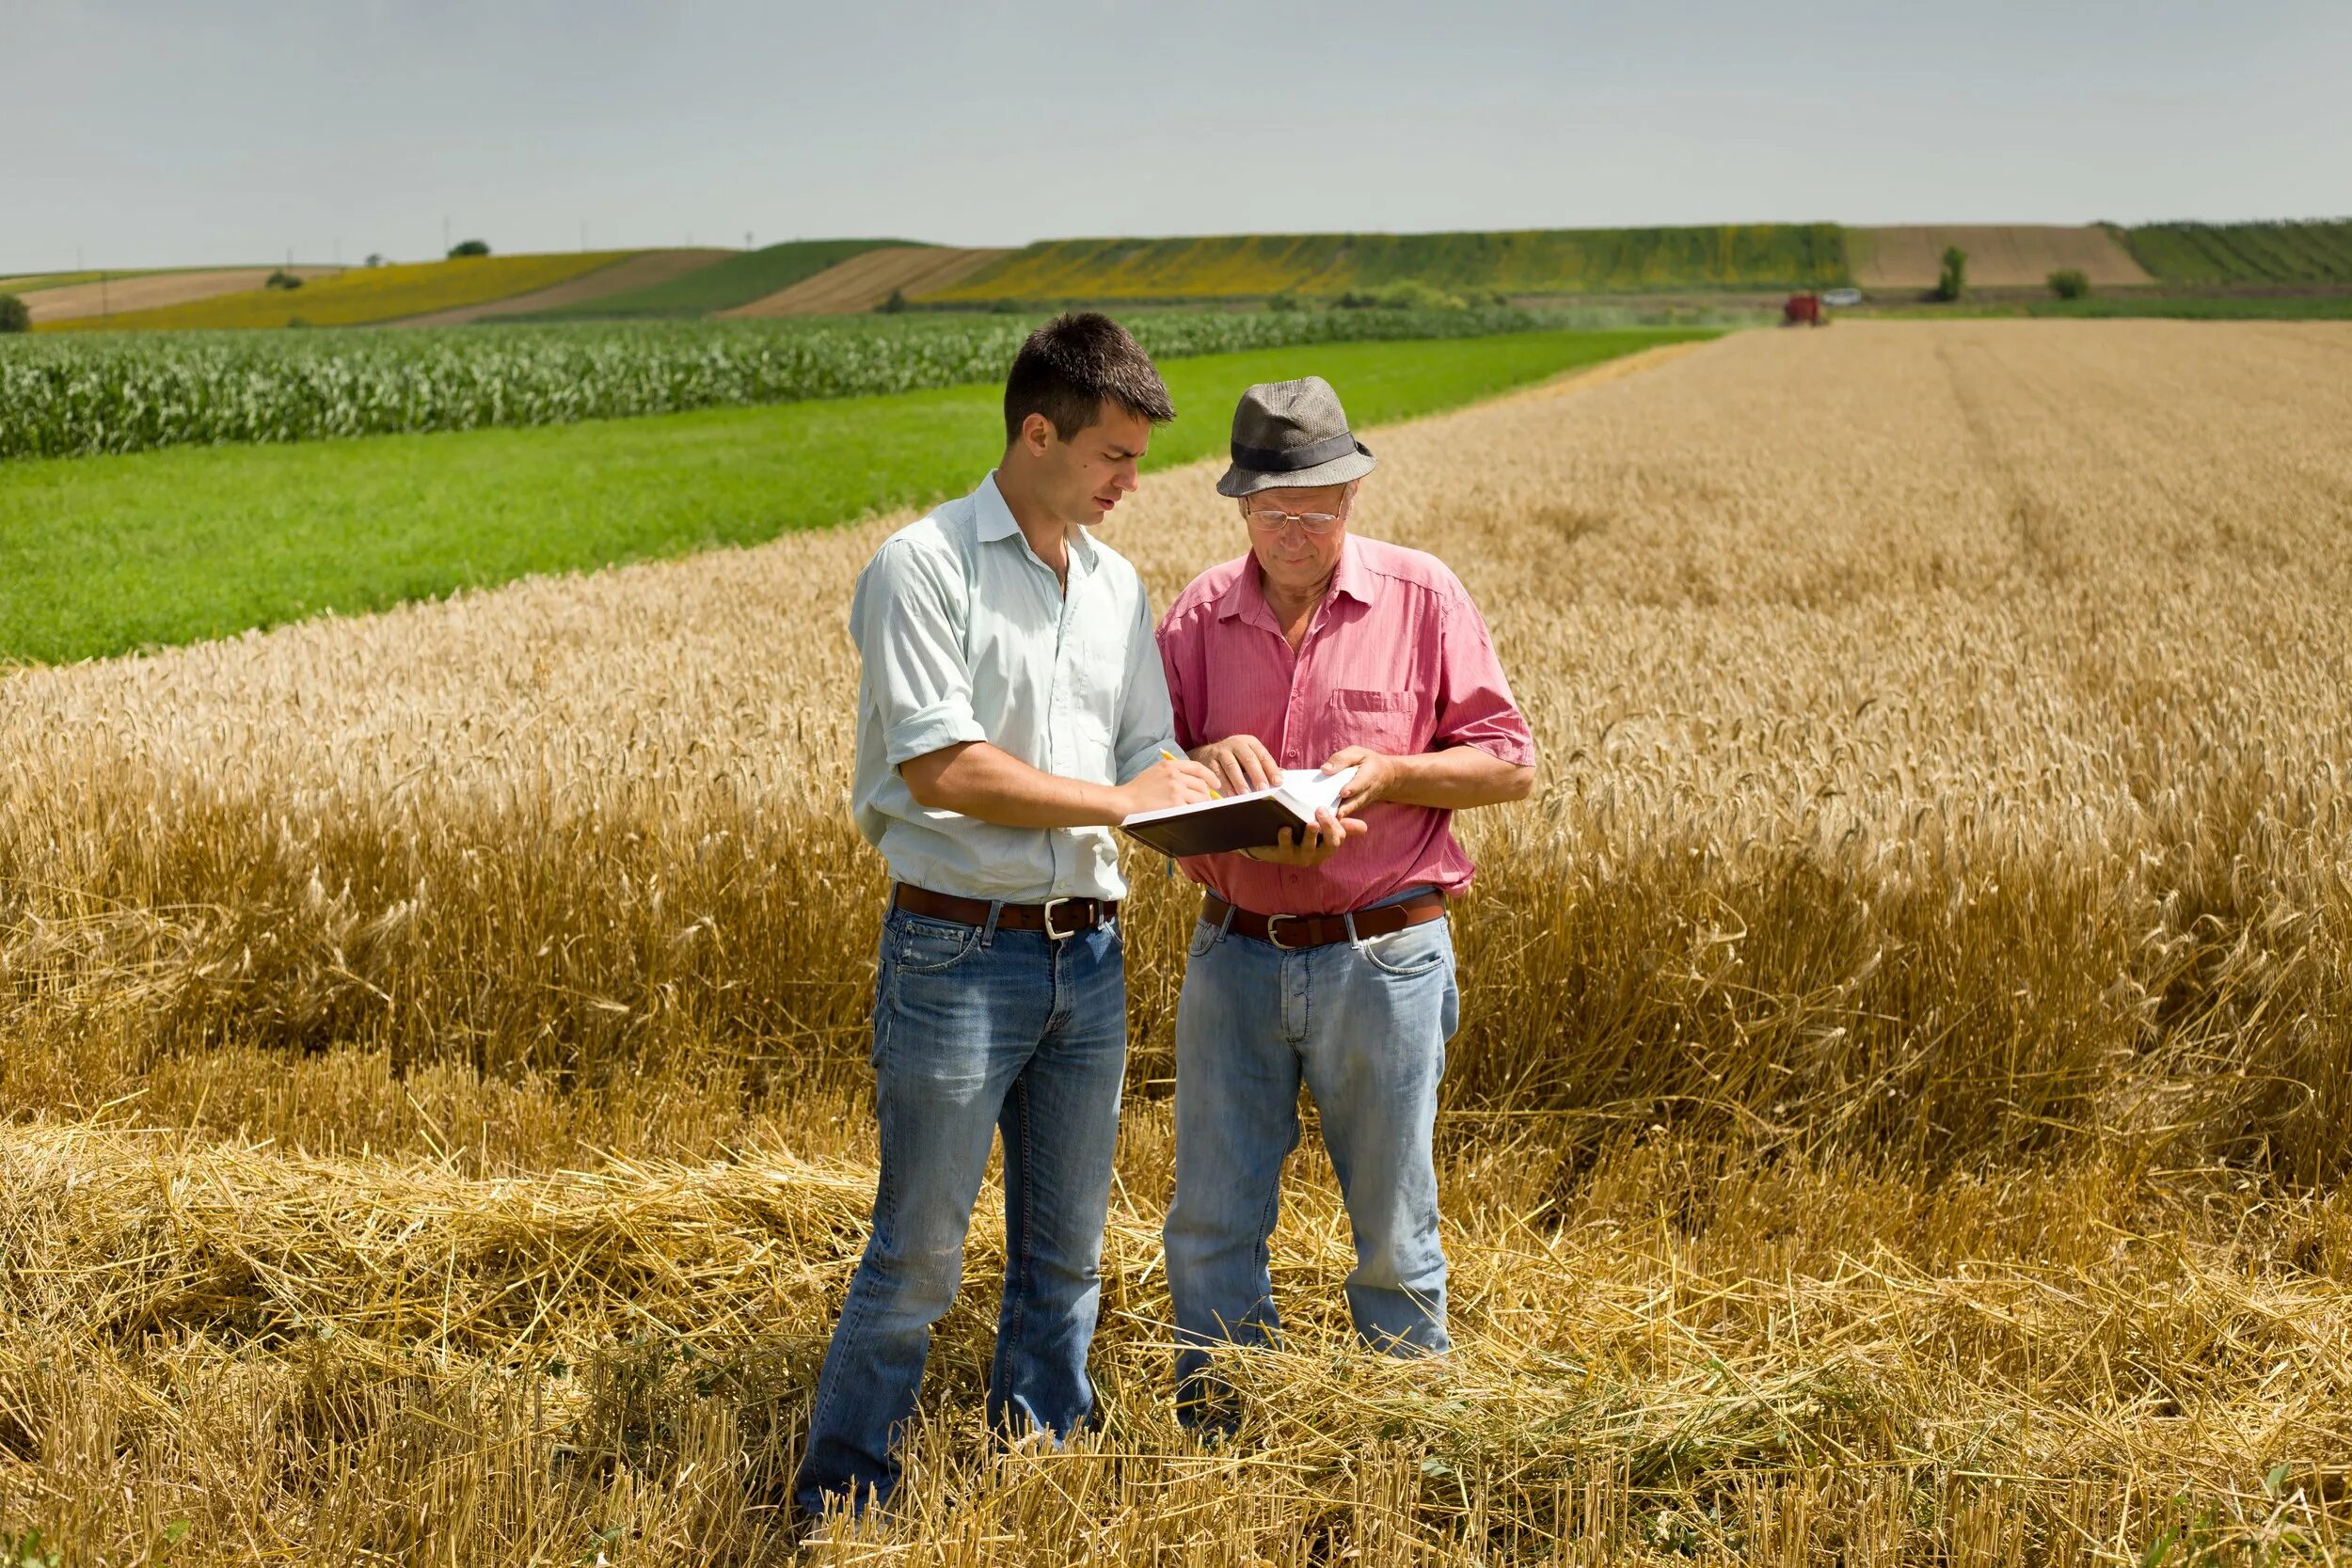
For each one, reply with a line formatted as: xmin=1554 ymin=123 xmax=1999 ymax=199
xmin=1156 ymin=536 xmax=1535 ymax=916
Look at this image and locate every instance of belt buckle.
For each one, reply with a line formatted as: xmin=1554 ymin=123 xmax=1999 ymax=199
xmin=1041 ymin=896 xmax=1084 ymax=941
xmin=1263 ymin=913 xmax=1305 ymax=950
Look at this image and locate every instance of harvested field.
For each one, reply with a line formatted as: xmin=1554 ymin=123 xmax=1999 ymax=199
xmin=3 ymin=322 xmax=2349 ymax=1563
xmin=720 ymin=245 xmax=1009 ymax=315
xmin=1849 ymin=225 xmax=2152 ymax=289
xmin=23 ymin=264 xmax=342 ymax=324
xmin=392 ymin=248 xmax=732 ymax=326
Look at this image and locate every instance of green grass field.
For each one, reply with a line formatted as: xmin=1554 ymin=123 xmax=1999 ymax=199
xmin=2119 ymin=220 xmax=2352 ymax=285
xmin=518 ymin=239 xmax=921 ymax=319
xmin=919 ymin=226 xmax=1850 ymax=303
xmin=0 ymin=328 xmax=1703 ymax=664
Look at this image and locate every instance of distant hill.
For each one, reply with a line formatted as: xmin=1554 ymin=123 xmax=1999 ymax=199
xmin=719 ymin=247 xmax=1008 ymax=316
xmin=516 ymin=239 xmax=924 ymax=320
xmin=1847 ymin=226 xmax=2150 ymax=290
xmin=1 ymin=270 xmax=152 ymax=293
xmin=913 ymin=225 xmax=1852 ymax=304
xmin=24 ymin=267 xmax=344 ymax=325
xmin=29 ymin=217 xmax=2349 ymax=335
xmin=42 ymin=253 xmax=637 ymax=332
xmin=2118 ymin=221 xmax=2352 ymax=285
xmin=393 ymin=250 xmax=731 ymax=326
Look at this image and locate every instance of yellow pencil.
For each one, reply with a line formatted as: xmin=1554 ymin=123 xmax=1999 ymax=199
xmin=1164 ymin=748 xmax=1221 ymax=799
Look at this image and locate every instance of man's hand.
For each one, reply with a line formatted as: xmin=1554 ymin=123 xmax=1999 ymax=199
xmin=1323 ymin=747 xmax=1406 ymax=816
xmin=1117 ymin=754 xmax=1220 ymax=817
xmin=1243 ymin=808 xmax=1369 ymax=866
xmin=1191 ymin=734 xmax=1281 ymax=796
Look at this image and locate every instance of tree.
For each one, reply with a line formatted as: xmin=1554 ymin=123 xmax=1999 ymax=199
xmin=2047 ymin=268 xmax=2090 ymax=300
xmin=874 ymin=287 xmax=909 ymax=314
xmin=448 ymin=239 xmax=491 ymax=259
xmin=364 ymin=253 xmax=385 ymax=268
xmin=264 ymin=269 xmax=304 ymax=291
xmin=0 ymin=293 xmax=28 ymax=334
xmin=1933 ymin=246 xmax=1967 ymax=302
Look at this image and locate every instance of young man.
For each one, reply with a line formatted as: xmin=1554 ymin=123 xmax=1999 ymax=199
xmin=1156 ymin=376 xmax=1536 ymax=1428
xmin=796 ymin=313 xmax=1217 ymax=1515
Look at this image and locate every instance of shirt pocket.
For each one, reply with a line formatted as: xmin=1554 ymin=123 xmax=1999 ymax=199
xmin=1323 ymin=688 xmax=1422 ymax=756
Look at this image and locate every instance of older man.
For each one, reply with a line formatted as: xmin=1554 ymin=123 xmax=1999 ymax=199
xmin=1155 ymin=376 xmax=1535 ymax=1427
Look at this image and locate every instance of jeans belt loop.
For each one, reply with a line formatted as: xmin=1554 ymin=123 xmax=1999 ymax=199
xmin=1215 ymin=898 xmax=1238 ymax=942
xmin=981 ymin=899 xmax=1004 ymax=946
xmin=1343 ymin=909 xmax=1361 ymax=946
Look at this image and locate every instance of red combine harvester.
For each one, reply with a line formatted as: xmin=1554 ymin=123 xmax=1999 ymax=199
xmin=1782 ymin=292 xmax=1830 ymax=327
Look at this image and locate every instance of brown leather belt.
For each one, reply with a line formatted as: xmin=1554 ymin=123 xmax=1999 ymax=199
xmin=1203 ymin=891 xmax=1445 ymax=950
xmin=892 ymin=882 xmax=1117 ymax=940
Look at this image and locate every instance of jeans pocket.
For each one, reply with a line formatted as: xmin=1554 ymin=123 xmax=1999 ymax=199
xmin=892 ymin=912 xmax=982 ymax=975
xmin=1356 ymin=920 xmax=1452 ymax=980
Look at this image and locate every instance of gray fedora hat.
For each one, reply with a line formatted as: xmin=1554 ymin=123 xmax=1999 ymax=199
xmin=1215 ymin=376 xmax=1376 ymax=498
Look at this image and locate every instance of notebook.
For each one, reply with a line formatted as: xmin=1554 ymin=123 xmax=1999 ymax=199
xmin=1118 ymin=768 xmax=1358 ymax=858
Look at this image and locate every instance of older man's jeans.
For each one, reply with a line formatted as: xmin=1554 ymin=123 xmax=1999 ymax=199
xmin=793 ymin=906 xmax=1127 ymax=1517
xmin=1162 ymin=908 xmax=1458 ymax=1425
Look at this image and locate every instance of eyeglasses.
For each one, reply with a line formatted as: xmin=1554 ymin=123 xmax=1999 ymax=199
xmin=1244 ymin=505 xmax=1347 ymax=535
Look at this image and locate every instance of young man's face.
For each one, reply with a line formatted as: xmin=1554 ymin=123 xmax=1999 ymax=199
xmin=1025 ymin=403 xmax=1152 ymax=529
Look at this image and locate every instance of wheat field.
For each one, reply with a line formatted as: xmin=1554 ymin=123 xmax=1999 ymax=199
xmin=3 ymin=322 xmax=2349 ymax=1565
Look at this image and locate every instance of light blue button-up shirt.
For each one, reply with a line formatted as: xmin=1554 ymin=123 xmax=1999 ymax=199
xmin=849 ymin=472 xmax=1178 ymax=903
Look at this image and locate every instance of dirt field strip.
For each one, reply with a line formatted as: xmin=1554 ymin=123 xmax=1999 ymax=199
xmin=24 ymin=265 xmax=344 ymax=324
xmin=719 ymin=245 xmax=1009 ymax=315
xmin=389 ymin=248 xmax=732 ymax=326
xmin=1849 ymin=224 xmax=2152 ymax=289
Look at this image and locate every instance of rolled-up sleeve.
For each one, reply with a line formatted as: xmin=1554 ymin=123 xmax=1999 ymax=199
xmin=1432 ymin=591 xmax=1536 ymax=767
xmin=850 ymin=538 xmax=989 ymax=768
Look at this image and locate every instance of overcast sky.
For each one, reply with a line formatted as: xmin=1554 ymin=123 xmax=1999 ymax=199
xmin=9 ymin=0 xmax=2348 ymax=273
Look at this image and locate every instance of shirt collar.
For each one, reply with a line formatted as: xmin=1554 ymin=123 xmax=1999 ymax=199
xmin=1216 ymin=538 xmax=1375 ymax=626
xmin=975 ymin=470 xmax=1096 ymax=572
xmin=974 ymin=471 xmax=1022 ymax=543
xmin=1328 ymin=539 xmax=1375 ymax=606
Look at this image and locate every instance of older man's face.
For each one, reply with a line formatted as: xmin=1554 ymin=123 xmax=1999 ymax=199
xmin=1244 ymin=482 xmax=1353 ymax=599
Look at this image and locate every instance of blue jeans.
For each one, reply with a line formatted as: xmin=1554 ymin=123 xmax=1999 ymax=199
xmin=1162 ymin=905 xmax=1459 ymax=1424
xmin=794 ymin=904 xmax=1128 ymax=1516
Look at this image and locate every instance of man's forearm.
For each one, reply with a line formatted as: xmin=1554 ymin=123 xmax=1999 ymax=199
xmin=900 ymin=741 xmax=1126 ymax=828
xmin=1383 ymin=746 xmax=1535 ymax=809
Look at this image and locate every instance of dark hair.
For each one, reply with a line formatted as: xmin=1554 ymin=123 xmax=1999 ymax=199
xmin=1003 ymin=311 xmax=1174 ymax=445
